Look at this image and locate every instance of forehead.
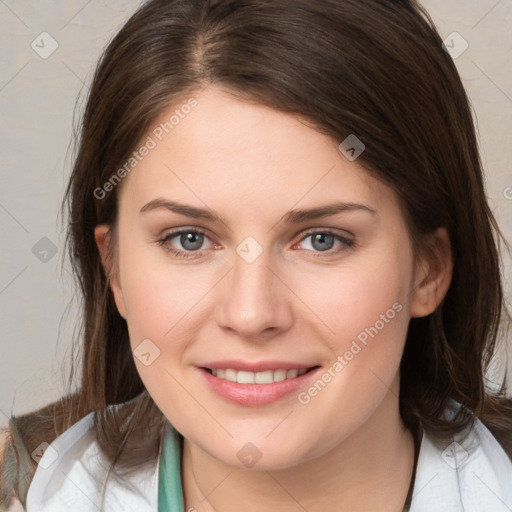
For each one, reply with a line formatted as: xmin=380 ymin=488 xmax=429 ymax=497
xmin=117 ymin=87 xmax=400 ymax=222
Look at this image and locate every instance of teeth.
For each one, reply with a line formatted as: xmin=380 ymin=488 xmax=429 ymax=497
xmin=225 ymin=369 xmax=237 ymax=382
xmin=237 ymin=371 xmax=255 ymax=384
xmin=211 ymin=367 xmax=309 ymax=383
xmin=255 ymin=370 xmax=273 ymax=384
xmin=273 ymin=369 xmax=286 ymax=382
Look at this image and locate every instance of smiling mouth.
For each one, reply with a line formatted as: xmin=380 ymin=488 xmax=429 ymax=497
xmin=201 ymin=366 xmax=320 ymax=384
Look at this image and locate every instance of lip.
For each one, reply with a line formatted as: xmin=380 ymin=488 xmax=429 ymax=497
xmin=201 ymin=360 xmax=316 ymax=372
xmin=197 ymin=365 xmax=321 ymax=407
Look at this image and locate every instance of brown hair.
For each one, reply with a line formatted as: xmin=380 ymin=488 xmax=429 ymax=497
xmin=2 ymin=0 xmax=511 ymax=507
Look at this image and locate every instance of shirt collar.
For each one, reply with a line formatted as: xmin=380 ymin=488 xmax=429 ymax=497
xmin=26 ymin=405 xmax=512 ymax=511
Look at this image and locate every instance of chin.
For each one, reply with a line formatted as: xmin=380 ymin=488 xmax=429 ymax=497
xmin=200 ymin=436 xmax=316 ymax=472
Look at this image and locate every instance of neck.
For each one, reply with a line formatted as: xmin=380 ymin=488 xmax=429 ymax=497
xmin=181 ymin=389 xmax=416 ymax=512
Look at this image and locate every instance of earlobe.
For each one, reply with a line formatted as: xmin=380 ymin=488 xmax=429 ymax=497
xmin=410 ymin=227 xmax=453 ymax=318
xmin=94 ymin=224 xmax=127 ymax=319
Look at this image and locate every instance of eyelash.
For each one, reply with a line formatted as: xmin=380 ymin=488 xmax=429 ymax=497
xmin=156 ymin=228 xmax=355 ymax=260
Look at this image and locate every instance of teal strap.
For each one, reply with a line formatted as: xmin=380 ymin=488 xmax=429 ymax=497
xmin=158 ymin=423 xmax=184 ymax=512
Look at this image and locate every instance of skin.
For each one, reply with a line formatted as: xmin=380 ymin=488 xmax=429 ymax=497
xmin=95 ymin=86 xmax=453 ymax=511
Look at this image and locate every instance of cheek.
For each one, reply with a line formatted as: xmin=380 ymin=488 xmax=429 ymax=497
xmin=117 ymin=227 xmax=200 ymax=326
xmin=301 ymin=246 xmax=412 ymax=349
xmin=288 ymin=251 xmax=412 ymax=440
xmin=117 ymin=246 xmax=211 ymax=408
xmin=293 ymin=244 xmax=413 ymax=418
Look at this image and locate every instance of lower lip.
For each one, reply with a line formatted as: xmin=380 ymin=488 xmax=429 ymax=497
xmin=198 ymin=367 xmax=321 ymax=407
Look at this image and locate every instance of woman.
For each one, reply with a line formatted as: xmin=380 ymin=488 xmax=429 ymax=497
xmin=1 ymin=0 xmax=512 ymax=510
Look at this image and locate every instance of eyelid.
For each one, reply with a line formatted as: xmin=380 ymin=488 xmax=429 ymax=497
xmin=294 ymin=228 xmax=355 ymax=253
xmin=157 ymin=227 xmax=216 ymax=248
xmin=158 ymin=226 xmax=353 ymax=244
xmin=295 ymin=227 xmax=355 ymax=241
xmin=157 ymin=226 xmax=355 ymax=258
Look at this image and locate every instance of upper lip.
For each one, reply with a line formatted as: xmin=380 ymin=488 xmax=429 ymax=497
xmin=200 ymin=360 xmax=319 ymax=372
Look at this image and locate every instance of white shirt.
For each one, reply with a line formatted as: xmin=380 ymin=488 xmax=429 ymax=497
xmin=22 ymin=406 xmax=512 ymax=511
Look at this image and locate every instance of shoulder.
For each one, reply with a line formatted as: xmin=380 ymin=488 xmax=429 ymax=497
xmin=0 ymin=429 xmax=10 ymax=468
xmin=0 ymin=427 xmax=27 ymax=511
xmin=24 ymin=404 xmax=161 ymax=512
xmin=411 ymin=405 xmax=512 ymax=512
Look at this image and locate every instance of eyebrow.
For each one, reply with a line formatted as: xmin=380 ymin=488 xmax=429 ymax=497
xmin=139 ymin=198 xmax=377 ymax=224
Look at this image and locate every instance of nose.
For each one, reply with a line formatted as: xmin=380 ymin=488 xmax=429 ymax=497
xmin=215 ymin=249 xmax=294 ymax=341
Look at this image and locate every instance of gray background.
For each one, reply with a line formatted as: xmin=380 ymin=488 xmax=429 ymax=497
xmin=1 ymin=0 xmax=511 ymax=426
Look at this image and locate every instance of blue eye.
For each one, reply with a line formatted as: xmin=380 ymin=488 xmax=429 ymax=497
xmin=157 ymin=228 xmax=355 ymax=260
xmin=157 ymin=229 xmax=211 ymax=259
xmin=295 ymin=230 xmax=355 ymax=257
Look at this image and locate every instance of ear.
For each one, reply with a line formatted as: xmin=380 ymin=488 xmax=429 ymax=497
xmin=410 ymin=227 xmax=453 ymax=318
xmin=94 ymin=224 xmax=127 ymax=319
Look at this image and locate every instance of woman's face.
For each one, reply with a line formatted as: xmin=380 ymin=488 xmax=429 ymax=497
xmin=96 ymin=86 xmax=445 ymax=469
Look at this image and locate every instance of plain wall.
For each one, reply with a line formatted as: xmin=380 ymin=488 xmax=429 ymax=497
xmin=0 ymin=0 xmax=511 ymax=426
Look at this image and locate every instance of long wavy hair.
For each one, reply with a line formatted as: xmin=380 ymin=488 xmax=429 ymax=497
xmin=2 ymin=0 xmax=511 ymax=507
